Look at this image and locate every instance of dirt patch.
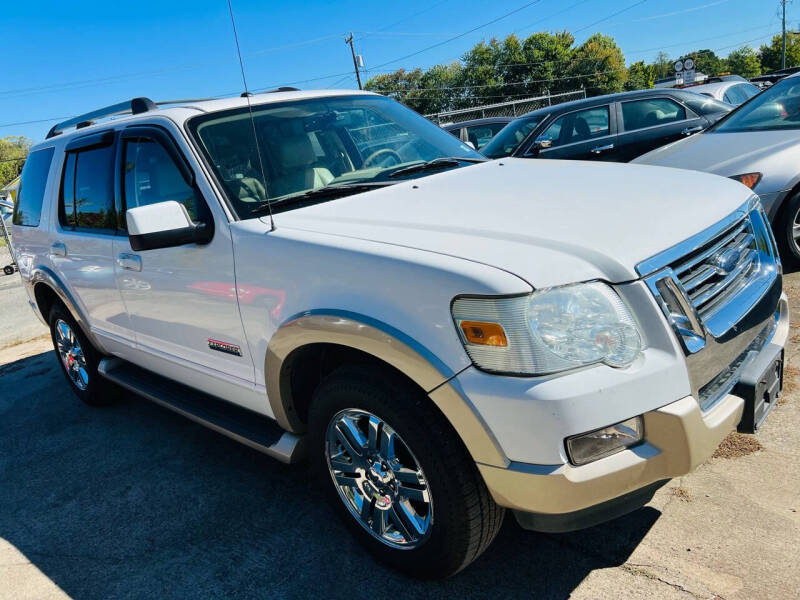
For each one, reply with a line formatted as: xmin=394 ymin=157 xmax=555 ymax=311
xmin=669 ymin=486 xmax=692 ymax=502
xmin=712 ymin=432 xmax=764 ymax=459
xmin=780 ymin=364 xmax=799 ymax=405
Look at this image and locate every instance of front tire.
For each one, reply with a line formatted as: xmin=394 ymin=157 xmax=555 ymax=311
xmin=48 ymin=303 xmax=112 ymax=405
xmin=308 ymin=365 xmax=504 ymax=579
xmin=776 ymin=191 xmax=800 ymax=267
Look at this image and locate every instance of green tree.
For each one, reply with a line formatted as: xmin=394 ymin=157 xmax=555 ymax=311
xmin=411 ymin=62 xmax=464 ymax=115
xmin=0 ymin=137 xmax=31 ymax=187
xmin=364 ymin=68 xmax=425 ymax=111
xmin=759 ymin=33 xmax=800 ymax=72
xmin=459 ymin=38 xmax=505 ymax=105
xmin=625 ymin=61 xmax=654 ymax=90
xmin=569 ymin=33 xmax=627 ymax=95
xmin=514 ymin=31 xmax=575 ymax=96
xmin=686 ymin=49 xmax=726 ymax=77
xmin=651 ymin=51 xmax=673 ymax=81
xmin=727 ymin=46 xmax=762 ymax=78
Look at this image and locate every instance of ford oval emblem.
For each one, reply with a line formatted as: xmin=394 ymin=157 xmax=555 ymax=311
xmin=713 ymin=248 xmax=740 ymax=274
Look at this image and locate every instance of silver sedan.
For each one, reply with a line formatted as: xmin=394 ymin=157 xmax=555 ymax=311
xmin=634 ymin=73 xmax=800 ymax=264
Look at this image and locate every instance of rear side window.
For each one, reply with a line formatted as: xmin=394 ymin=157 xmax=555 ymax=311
xmin=621 ymin=98 xmax=686 ymax=131
xmin=12 ymin=147 xmax=54 ymax=227
xmin=59 ymin=145 xmax=116 ymax=231
xmin=122 ymin=139 xmax=199 ymax=222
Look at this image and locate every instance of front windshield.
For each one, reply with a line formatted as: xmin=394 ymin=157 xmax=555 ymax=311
xmin=710 ymin=76 xmax=800 ymax=133
xmin=481 ymin=116 xmax=541 ymax=159
xmin=188 ymin=95 xmax=480 ymax=216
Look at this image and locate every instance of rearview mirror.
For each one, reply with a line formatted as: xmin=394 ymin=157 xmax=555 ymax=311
xmin=126 ymin=201 xmax=212 ymax=251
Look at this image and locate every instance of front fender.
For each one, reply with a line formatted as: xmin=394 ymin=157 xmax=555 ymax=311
xmin=265 ymin=310 xmax=508 ymax=467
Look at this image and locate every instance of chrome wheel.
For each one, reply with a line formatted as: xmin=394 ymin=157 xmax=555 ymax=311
xmin=325 ymin=408 xmax=433 ymax=548
xmin=54 ymin=319 xmax=89 ymax=391
xmin=792 ymin=204 xmax=800 ymax=252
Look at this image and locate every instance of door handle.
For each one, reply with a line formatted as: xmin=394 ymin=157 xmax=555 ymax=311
xmin=117 ymin=253 xmax=142 ymax=272
xmin=591 ymin=143 xmax=614 ymax=154
xmin=50 ymin=242 xmax=67 ymax=257
xmin=681 ymin=125 xmax=704 ymax=135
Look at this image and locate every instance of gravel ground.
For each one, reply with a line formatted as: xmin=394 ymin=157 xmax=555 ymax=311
xmin=0 ymin=270 xmax=798 ymax=599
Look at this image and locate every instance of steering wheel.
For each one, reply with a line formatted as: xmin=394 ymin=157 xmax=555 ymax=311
xmin=362 ymin=148 xmax=404 ymax=168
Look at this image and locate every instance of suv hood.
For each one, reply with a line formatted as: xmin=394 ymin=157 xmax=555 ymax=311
xmin=273 ymin=158 xmax=752 ymax=288
xmin=633 ymin=130 xmax=800 ymax=185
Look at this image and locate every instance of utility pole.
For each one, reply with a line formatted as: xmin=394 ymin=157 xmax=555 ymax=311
xmin=782 ymin=0 xmax=788 ymax=70
xmin=345 ymin=33 xmax=362 ymax=90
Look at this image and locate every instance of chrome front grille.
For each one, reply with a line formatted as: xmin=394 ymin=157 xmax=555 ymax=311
xmin=670 ymin=215 xmax=759 ymax=322
xmin=638 ymin=197 xmax=781 ymax=408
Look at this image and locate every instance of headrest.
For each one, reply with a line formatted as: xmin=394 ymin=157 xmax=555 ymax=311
xmin=279 ymin=135 xmax=315 ymax=170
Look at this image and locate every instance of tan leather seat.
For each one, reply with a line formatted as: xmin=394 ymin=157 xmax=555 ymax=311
xmin=272 ymin=135 xmax=333 ymax=197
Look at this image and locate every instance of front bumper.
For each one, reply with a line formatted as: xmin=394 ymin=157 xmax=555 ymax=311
xmin=473 ymin=292 xmax=789 ymax=532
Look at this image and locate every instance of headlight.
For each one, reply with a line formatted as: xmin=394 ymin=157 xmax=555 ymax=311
xmin=452 ymin=282 xmax=643 ymax=375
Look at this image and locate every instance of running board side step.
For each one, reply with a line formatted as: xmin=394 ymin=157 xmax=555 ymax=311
xmin=98 ymin=358 xmax=305 ymax=463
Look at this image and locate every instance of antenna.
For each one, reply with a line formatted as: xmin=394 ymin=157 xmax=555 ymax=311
xmin=226 ymin=0 xmax=275 ymax=231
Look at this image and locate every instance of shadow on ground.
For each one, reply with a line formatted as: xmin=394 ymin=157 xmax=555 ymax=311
xmin=0 ymin=350 xmax=658 ymax=599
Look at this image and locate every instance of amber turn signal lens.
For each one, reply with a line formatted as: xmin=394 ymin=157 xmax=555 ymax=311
xmin=459 ymin=321 xmax=508 ymax=347
xmin=731 ymin=172 xmax=762 ymax=189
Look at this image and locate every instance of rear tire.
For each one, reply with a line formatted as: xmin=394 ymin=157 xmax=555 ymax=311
xmin=308 ymin=365 xmax=504 ymax=579
xmin=48 ymin=303 xmax=114 ymax=406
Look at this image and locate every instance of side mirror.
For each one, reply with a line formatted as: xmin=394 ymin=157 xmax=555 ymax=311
xmin=528 ymin=136 xmax=553 ymax=157
xmin=126 ymin=201 xmax=212 ymax=251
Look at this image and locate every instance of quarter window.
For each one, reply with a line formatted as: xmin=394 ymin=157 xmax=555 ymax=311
xmin=540 ymin=106 xmax=610 ymax=148
xmin=12 ymin=147 xmax=54 ymax=227
xmin=122 ymin=138 xmax=199 ymax=223
xmin=60 ymin=144 xmax=116 ymax=230
xmin=621 ymin=98 xmax=686 ymax=131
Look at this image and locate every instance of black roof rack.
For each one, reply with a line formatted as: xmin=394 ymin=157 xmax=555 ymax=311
xmin=46 ymin=90 xmax=303 ymax=139
xmin=46 ymin=97 xmax=157 ymax=139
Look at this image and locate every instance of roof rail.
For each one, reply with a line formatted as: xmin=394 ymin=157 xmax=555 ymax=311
xmin=46 ymin=97 xmax=157 ymax=139
xmin=46 ymin=90 xmax=303 ymax=139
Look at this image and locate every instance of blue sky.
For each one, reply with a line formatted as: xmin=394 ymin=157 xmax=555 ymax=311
xmin=1 ymin=0 xmax=794 ymax=142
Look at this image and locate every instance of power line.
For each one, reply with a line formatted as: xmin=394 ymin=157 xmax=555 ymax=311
xmin=355 ymin=0 xmax=451 ymax=42
xmin=364 ymin=0 xmax=545 ymax=73
xmin=572 ymin=0 xmax=650 ymax=34
xmin=372 ymin=31 xmax=778 ymax=96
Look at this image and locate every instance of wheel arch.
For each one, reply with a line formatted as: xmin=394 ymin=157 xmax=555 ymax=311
xmin=265 ymin=310 xmax=507 ymax=467
xmin=29 ymin=265 xmax=104 ymax=351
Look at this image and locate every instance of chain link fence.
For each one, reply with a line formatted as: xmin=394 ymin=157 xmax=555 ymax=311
xmin=425 ymin=90 xmax=586 ymax=125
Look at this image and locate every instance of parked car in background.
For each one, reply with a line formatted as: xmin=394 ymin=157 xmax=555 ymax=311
xmin=481 ymin=88 xmax=732 ymax=162
xmin=634 ymin=72 xmax=800 ymax=265
xmin=442 ymin=116 xmax=513 ymax=149
xmin=751 ymin=66 xmax=800 ymax=88
xmin=0 ymin=198 xmax=13 ymax=225
xmin=10 ymin=89 xmax=788 ymax=578
xmin=686 ymin=78 xmax=761 ymax=105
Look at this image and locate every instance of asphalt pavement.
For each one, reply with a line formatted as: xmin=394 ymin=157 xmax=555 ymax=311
xmin=0 ymin=267 xmax=798 ymax=599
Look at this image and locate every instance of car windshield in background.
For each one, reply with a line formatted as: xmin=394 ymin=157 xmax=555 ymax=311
xmin=710 ymin=77 xmax=800 ymax=133
xmin=188 ymin=95 xmax=481 ymax=216
xmin=481 ymin=117 xmax=542 ymax=159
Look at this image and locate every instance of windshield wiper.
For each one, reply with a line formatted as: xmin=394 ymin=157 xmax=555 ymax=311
xmin=249 ymin=182 xmax=394 ymax=216
xmin=387 ymin=156 xmax=487 ymax=179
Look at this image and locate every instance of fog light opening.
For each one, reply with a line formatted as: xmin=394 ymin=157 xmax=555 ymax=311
xmin=565 ymin=416 xmax=644 ymax=466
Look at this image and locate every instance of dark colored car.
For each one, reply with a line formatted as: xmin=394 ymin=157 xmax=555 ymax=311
xmin=481 ymin=89 xmax=733 ymax=162
xmin=443 ymin=117 xmax=513 ymax=149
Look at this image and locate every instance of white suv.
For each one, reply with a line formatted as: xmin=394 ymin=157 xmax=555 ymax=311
xmin=10 ymin=90 xmax=788 ymax=578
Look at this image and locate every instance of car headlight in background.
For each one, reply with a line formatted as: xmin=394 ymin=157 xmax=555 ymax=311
xmin=730 ymin=172 xmax=762 ymax=189
xmin=452 ymin=282 xmax=643 ymax=375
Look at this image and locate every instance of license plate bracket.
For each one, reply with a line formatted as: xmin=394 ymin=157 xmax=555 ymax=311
xmin=734 ymin=346 xmax=783 ymax=433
